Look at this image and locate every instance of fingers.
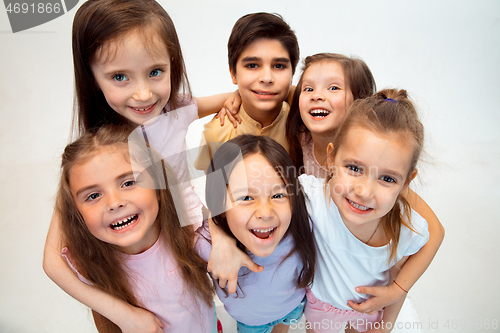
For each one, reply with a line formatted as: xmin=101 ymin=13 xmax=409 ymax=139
xmin=227 ymin=278 xmax=238 ymax=294
xmin=355 ymin=286 xmax=375 ymax=295
xmin=218 ymin=278 xmax=228 ymax=289
xmin=347 ymin=300 xmax=371 ymax=313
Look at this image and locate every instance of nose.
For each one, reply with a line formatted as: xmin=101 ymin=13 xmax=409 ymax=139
xmin=354 ymin=177 xmax=375 ymax=199
xmin=311 ymin=90 xmax=325 ymax=101
xmin=132 ymin=80 xmax=153 ymax=101
xmin=259 ymin=67 xmax=274 ymax=84
xmin=106 ymin=190 xmax=126 ymax=211
xmin=255 ymin=200 xmax=275 ymax=221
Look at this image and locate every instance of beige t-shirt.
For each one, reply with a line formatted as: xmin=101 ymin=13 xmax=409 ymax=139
xmin=194 ymin=102 xmax=290 ymax=171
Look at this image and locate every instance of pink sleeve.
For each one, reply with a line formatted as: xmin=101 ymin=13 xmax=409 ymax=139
xmin=60 ymin=247 xmax=93 ymax=286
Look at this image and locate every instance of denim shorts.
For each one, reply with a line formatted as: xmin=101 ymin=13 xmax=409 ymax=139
xmin=236 ymin=297 xmax=306 ymax=333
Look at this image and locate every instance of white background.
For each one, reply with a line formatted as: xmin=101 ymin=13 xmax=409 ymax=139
xmin=0 ymin=1 xmax=499 ymax=332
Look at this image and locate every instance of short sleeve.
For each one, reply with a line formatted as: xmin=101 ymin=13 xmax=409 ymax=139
xmin=61 ymin=247 xmax=93 ymax=286
xmin=400 ymin=210 xmax=430 ymax=257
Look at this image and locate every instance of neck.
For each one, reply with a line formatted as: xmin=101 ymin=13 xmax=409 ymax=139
xmin=243 ymin=102 xmax=283 ymax=128
xmin=310 ymin=132 xmax=333 ymax=168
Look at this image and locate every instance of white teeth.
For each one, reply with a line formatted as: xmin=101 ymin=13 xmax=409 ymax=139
xmin=348 ymin=199 xmax=370 ymax=211
xmin=255 ymin=91 xmax=272 ymax=95
xmin=309 ymin=109 xmax=330 ymax=117
xmin=110 ymin=214 xmax=138 ymax=230
xmin=252 ymin=228 xmax=275 ymax=233
xmin=133 ymin=106 xmax=152 ymax=111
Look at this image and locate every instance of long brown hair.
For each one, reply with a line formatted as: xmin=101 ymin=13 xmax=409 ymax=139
xmin=71 ymin=0 xmax=191 ymax=136
xmin=328 ymin=89 xmax=424 ymax=264
xmin=286 ymin=53 xmax=376 ymax=172
xmin=205 ymin=135 xmax=316 ymax=290
xmin=56 ymin=125 xmax=213 ymax=322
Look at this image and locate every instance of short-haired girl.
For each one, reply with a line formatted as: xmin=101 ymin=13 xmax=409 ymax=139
xmin=300 ymin=89 xmax=433 ymax=332
xmin=198 ymin=135 xmax=316 ymax=333
xmin=55 ymin=125 xmax=215 ymax=332
xmin=286 ymin=53 xmax=376 ymax=178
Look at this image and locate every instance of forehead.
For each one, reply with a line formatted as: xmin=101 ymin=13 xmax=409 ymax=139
xmin=228 ymin=153 xmax=284 ymax=188
xmin=337 ymin=125 xmax=414 ymax=175
xmin=303 ymin=60 xmax=345 ymax=82
xmin=69 ymin=146 xmax=131 ymax=188
xmin=94 ymin=29 xmax=169 ymax=65
xmin=238 ymin=38 xmax=290 ymax=61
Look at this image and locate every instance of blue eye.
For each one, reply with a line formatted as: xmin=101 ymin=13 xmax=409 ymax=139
xmin=381 ymin=176 xmax=396 ymax=183
xmin=272 ymin=193 xmax=286 ymax=199
xmin=328 ymin=86 xmax=339 ymax=91
xmin=86 ymin=193 xmax=101 ymax=201
xmin=112 ymin=74 xmax=128 ymax=82
xmin=274 ymin=64 xmax=286 ymax=69
xmin=150 ymin=69 xmax=163 ymax=77
xmin=303 ymin=87 xmax=313 ymax=92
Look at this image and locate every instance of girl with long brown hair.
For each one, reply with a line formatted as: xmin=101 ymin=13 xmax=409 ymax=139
xmin=55 ymin=125 xmax=215 ymax=332
xmin=198 ymin=135 xmax=316 ymax=333
xmin=300 ymin=89 xmax=435 ymax=333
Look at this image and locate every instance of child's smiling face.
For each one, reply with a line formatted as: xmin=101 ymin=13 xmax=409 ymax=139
xmin=299 ymin=61 xmax=354 ymax=137
xmin=224 ymin=153 xmax=292 ymax=257
xmin=69 ymin=146 xmax=160 ymax=255
xmin=230 ymin=38 xmax=293 ymax=126
xmin=91 ymin=30 xmax=171 ymax=125
xmin=328 ymin=125 xmax=416 ymax=233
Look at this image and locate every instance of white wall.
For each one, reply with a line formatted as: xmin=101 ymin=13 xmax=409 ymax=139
xmin=0 ymin=0 xmax=499 ymax=332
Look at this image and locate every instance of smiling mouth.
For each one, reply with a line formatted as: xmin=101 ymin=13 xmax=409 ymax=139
xmin=347 ymin=199 xmax=372 ymax=211
xmin=252 ymin=90 xmax=277 ymax=96
xmin=250 ymin=227 xmax=277 ymax=239
xmin=309 ymin=109 xmax=331 ymax=118
xmin=131 ymin=102 xmax=157 ymax=113
xmin=110 ymin=214 xmax=138 ymax=230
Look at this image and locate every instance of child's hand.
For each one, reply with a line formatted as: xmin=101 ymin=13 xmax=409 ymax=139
xmin=207 ymin=219 xmax=263 ymax=294
xmin=347 ymin=284 xmax=405 ymax=315
xmin=118 ymin=306 xmax=164 ymax=333
xmin=215 ymin=90 xmax=242 ymax=127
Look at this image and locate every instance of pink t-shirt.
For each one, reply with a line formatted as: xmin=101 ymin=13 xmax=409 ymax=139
xmin=128 ymin=98 xmax=203 ymax=228
xmin=62 ymin=235 xmax=214 ymax=332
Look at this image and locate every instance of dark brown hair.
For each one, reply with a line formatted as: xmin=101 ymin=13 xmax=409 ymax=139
xmin=205 ymin=135 xmax=316 ymax=291
xmin=328 ymin=89 xmax=424 ymax=263
xmin=286 ymin=53 xmax=376 ymax=172
xmin=72 ymin=0 xmax=191 ymax=135
xmin=56 ymin=125 xmax=213 ymax=328
xmin=228 ymin=12 xmax=299 ymax=75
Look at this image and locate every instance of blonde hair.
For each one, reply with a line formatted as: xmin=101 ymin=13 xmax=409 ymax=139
xmin=57 ymin=125 xmax=213 ymax=328
xmin=327 ymin=89 xmax=424 ymax=263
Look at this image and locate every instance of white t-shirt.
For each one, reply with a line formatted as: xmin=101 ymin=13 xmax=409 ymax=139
xmin=299 ymin=174 xmax=429 ymax=310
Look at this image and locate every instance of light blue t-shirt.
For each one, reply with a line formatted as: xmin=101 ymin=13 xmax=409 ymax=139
xmin=196 ymin=226 xmax=305 ymax=326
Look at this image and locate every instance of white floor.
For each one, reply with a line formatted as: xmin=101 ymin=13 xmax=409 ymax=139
xmin=1 ymin=1 xmax=500 ymax=333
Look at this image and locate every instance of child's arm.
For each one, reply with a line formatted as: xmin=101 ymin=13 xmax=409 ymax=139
xmin=348 ymin=189 xmax=444 ymax=314
xmin=195 ymin=92 xmax=241 ymax=127
xmin=206 ymin=218 xmax=263 ymax=293
xmin=43 ymin=212 xmax=164 ymax=333
xmin=362 ymin=258 xmax=409 ymax=333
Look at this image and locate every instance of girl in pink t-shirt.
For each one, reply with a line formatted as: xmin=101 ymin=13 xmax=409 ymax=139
xmin=56 ymin=125 xmax=216 ymax=333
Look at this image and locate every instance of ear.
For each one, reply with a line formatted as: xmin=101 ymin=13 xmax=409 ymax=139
xmin=405 ymin=169 xmax=418 ymax=187
xmin=230 ymin=66 xmax=238 ymax=85
xmin=326 ymin=143 xmax=335 ymax=170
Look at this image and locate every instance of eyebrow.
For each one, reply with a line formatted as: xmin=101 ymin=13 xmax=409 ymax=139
xmin=75 ymin=171 xmax=134 ymax=197
xmin=240 ymin=56 xmax=290 ymax=63
xmin=102 ymin=62 xmax=169 ymax=76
